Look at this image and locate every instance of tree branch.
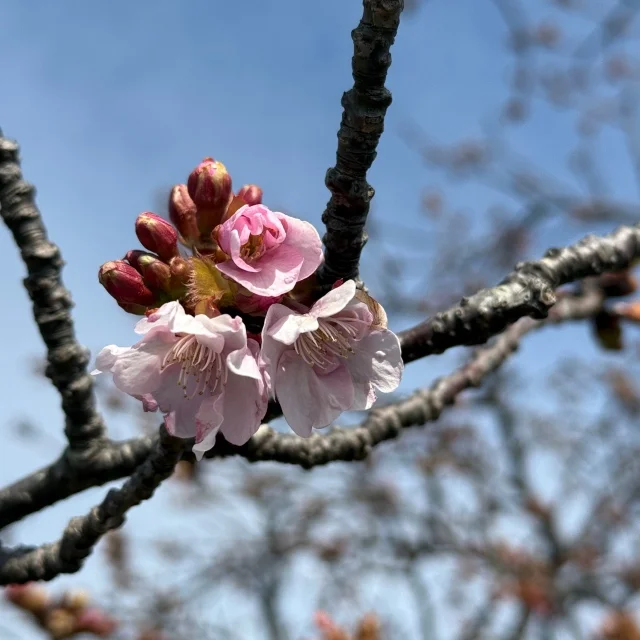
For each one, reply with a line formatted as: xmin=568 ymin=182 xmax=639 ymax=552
xmin=399 ymin=224 xmax=640 ymax=363
xmin=0 ymin=130 xmax=106 ymax=450
xmin=318 ymin=0 xmax=404 ymax=286
xmin=0 ymin=287 xmax=607 ymax=530
xmin=0 ymin=428 xmax=183 ymax=584
xmin=0 ymin=435 xmax=154 ymax=531
xmin=0 ymin=242 xmax=615 ymax=531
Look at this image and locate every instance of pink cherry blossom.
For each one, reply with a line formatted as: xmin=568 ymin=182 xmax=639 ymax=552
xmin=215 ymin=204 xmax=323 ymax=297
xmin=261 ymin=280 xmax=403 ymax=436
xmin=92 ymin=301 xmax=268 ymax=459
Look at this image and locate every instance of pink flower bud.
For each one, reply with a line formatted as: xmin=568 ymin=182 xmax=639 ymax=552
xmin=237 ymin=184 xmax=263 ymax=205
xmin=137 ymin=254 xmax=172 ymax=293
xmin=187 ymin=157 xmax=233 ymax=235
xmin=168 ymin=184 xmax=199 ymax=246
xmin=99 ymin=261 xmax=156 ymax=306
xmin=135 ymin=212 xmax=179 ymax=261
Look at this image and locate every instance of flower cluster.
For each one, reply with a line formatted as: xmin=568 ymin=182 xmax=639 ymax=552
xmin=95 ymin=157 xmax=403 ymax=459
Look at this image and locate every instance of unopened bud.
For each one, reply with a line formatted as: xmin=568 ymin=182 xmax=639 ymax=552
xmin=75 ymin=608 xmax=118 ymax=637
xmin=237 ymin=184 xmax=263 ymax=205
xmin=118 ymin=301 xmax=149 ymax=315
xmin=137 ymin=254 xmax=172 ymax=293
xmin=168 ymin=184 xmax=199 ymax=246
xmin=60 ymin=588 xmax=90 ymax=612
xmin=5 ymin=584 xmax=50 ymax=613
xmin=99 ymin=261 xmax=155 ymax=306
xmin=124 ymin=249 xmax=153 ymax=272
xmin=187 ymin=157 xmax=233 ymax=234
xmin=598 ymin=271 xmax=637 ymax=298
xmin=45 ymin=608 xmax=76 ymax=639
xmin=594 ymin=310 xmax=623 ymax=351
xmin=614 ymin=301 xmax=640 ymax=323
xmin=220 ymin=195 xmax=248 ymax=224
xmin=135 ymin=212 xmax=179 ymax=262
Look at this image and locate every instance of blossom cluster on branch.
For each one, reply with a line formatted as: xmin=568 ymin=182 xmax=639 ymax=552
xmin=95 ymin=157 xmax=403 ymax=458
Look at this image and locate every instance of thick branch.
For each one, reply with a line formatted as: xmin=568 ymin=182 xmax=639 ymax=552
xmin=0 ymin=436 xmax=153 ymax=531
xmin=399 ymin=224 xmax=640 ymax=363
xmin=0 ymin=130 xmax=106 ymax=449
xmin=0 ymin=429 xmax=183 ymax=584
xmin=318 ymin=0 xmax=404 ymax=286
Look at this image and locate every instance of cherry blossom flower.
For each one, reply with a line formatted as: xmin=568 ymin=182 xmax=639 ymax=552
xmin=261 ymin=280 xmax=403 ymax=436
xmin=215 ymin=204 xmax=323 ymax=297
xmin=92 ymin=301 xmax=268 ymax=459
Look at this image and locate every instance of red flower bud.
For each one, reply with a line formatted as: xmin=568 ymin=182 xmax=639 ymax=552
xmin=124 ymin=249 xmax=154 ymax=272
xmin=168 ymin=184 xmax=199 ymax=246
xmin=187 ymin=157 xmax=233 ymax=235
xmin=237 ymin=184 xmax=263 ymax=205
xmin=137 ymin=254 xmax=172 ymax=293
xmin=99 ymin=261 xmax=155 ymax=306
xmin=117 ymin=302 xmax=148 ymax=315
xmin=135 ymin=212 xmax=179 ymax=261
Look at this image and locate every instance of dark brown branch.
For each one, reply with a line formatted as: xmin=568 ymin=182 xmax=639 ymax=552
xmin=0 ymin=130 xmax=106 ymax=450
xmin=318 ymin=0 xmax=404 ymax=286
xmin=399 ymin=224 xmax=640 ymax=363
xmin=0 ymin=428 xmax=183 ymax=584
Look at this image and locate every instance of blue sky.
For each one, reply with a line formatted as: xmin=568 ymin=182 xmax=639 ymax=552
xmin=0 ymin=0 xmax=636 ymax=637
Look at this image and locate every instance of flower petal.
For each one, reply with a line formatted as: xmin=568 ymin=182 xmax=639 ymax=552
xmin=92 ymin=345 xmax=130 ymax=375
xmin=347 ymin=329 xmax=403 ymax=393
xmin=134 ymin=393 xmax=159 ymax=412
xmin=310 ymin=280 xmax=357 ymax=318
xmin=261 ymin=304 xmax=295 ymax=382
xmin=275 ymin=351 xmax=354 ymax=436
xmin=268 ymin=311 xmax=318 ymax=346
xmin=110 ymin=332 xmax=176 ymax=396
xmin=192 ymin=393 xmax=225 ymax=460
xmin=228 ymin=229 xmax=260 ymax=272
xmin=217 ymin=244 xmax=303 ymax=296
xmin=226 ymin=344 xmax=263 ymax=382
xmin=204 ymin=314 xmax=246 ymax=354
xmin=351 ymin=381 xmax=377 ymax=411
xmin=134 ymin=301 xmax=184 ymax=335
xmin=219 ymin=371 xmax=267 ymax=446
xmin=278 ymin=213 xmax=323 ymax=280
